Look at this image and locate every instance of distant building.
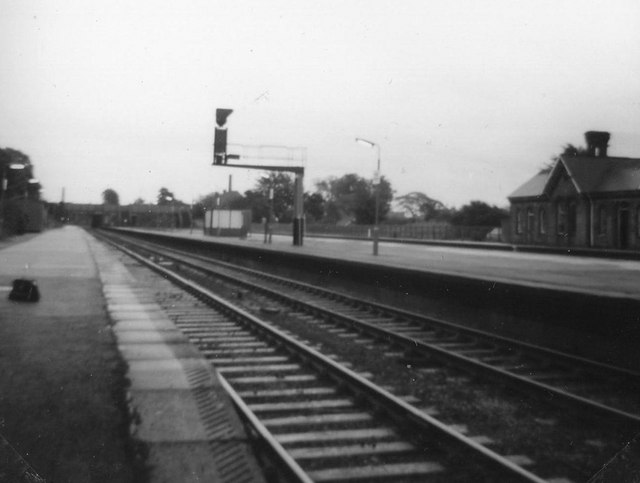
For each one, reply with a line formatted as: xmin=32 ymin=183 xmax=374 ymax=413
xmin=508 ymin=131 xmax=640 ymax=250
xmin=63 ymin=203 xmax=192 ymax=229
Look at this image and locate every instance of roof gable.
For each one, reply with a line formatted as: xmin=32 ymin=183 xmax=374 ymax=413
xmin=548 ymin=164 xmax=579 ymax=198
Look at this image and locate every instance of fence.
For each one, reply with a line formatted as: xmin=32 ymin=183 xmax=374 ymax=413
xmin=251 ymin=222 xmax=502 ymax=243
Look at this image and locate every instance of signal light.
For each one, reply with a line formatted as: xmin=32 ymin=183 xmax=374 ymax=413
xmin=214 ymin=128 xmax=228 ymax=165
xmin=216 ymin=108 xmax=233 ymax=128
xmin=213 ymin=108 xmax=233 ymax=165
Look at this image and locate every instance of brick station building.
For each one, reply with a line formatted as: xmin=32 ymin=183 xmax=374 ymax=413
xmin=508 ymin=131 xmax=640 ymax=250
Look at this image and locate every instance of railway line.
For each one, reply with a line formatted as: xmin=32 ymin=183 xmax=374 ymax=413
xmin=97 ymin=229 xmax=640 ymax=481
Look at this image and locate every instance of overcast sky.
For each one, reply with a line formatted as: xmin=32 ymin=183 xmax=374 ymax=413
xmin=2 ymin=0 xmax=639 ymax=208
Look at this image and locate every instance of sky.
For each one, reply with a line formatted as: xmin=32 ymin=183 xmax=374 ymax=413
xmin=1 ymin=0 xmax=639 ymax=209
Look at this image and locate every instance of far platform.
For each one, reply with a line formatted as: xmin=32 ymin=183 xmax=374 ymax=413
xmin=124 ymin=228 xmax=640 ymax=301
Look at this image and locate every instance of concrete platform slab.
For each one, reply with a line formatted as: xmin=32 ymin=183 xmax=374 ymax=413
xmin=130 ymin=390 xmax=212 ymax=442
xmin=110 ymin=311 xmax=168 ymax=322
xmin=145 ymin=442 xmax=261 ymax=483
xmin=118 ymin=342 xmax=202 ymax=361
xmin=112 ymin=319 xmax=179 ymax=331
xmin=107 ymin=303 xmax=164 ymax=312
xmin=127 ymin=359 xmax=216 ymax=390
xmin=115 ymin=329 xmax=188 ymax=344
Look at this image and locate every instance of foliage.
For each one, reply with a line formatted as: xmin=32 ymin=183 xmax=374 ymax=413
xmin=239 ymin=190 xmax=265 ymax=222
xmin=315 ymin=173 xmax=393 ymax=224
xmin=132 ymin=197 xmax=145 ymax=205
xmin=244 ymin=173 xmax=296 ymax=223
xmin=1 ymin=148 xmax=32 ymax=169
xmin=157 ymin=187 xmax=176 ymax=205
xmin=542 ymin=143 xmax=590 ymax=171
xmin=102 ymin=188 xmax=119 ymax=205
xmin=1 ymin=148 xmax=34 ymax=199
xmin=189 ymin=172 xmax=391 ymax=226
xmin=304 ymin=192 xmax=325 ymax=222
xmin=395 ymin=191 xmax=450 ymax=221
xmin=450 ymin=201 xmax=507 ymax=227
xmin=561 ymin=143 xmax=589 ymax=157
xmin=194 ymin=192 xmax=221 ymax=218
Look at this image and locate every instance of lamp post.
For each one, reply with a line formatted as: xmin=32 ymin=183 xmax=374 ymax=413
xmin=355 ymin=137 xmax=381 ymax=255
xmin=264 ymin=187 xmax=274 ymax=244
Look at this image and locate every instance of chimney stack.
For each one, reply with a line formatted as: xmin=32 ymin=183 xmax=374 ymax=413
xmin=584 ymin=131 xmax=610 ymax=157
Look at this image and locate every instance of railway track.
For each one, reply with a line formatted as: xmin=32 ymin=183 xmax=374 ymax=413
xmin=98 ymin=230 xmax=639 ymax=481
xmin=100 ymin=232 xmax=549 ymax=482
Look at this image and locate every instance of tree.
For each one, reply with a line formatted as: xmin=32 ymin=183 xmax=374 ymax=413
xmin=315 ymin=173 xmax=393 ymax=224
xmin=102 ymin=188 xmax=119 ymax=205
xmin=133 ymin=197 xmax=145 ymax=205
xmin=395 ymin=192 xmax=448 ymax=221
xmin=253 ymin=173 xmax=295 ymax=223
xmin=1 ymin=148 xmax=34 ymax=199
xmin=304 ymin=192 xmax=325 ymax=222
xmin=542 ymin=143 xmax=590 ymax=171
xmin=157 ymin=187 xmax=176 ymax=205
xmin=2 ymin=148 xmax=32 ymax=169
xmin=242 ymin=189 xmax=270 ymax=222
xmin=450 ymin=201 xmax=507 ymax=227
xmin=560 ymin=143 xmax=588 ymax=157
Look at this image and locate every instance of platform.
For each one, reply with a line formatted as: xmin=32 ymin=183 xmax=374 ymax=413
xmin=0 ymin=226 xmax=265 ymax=483
xmin=131 ymin=228 xmax=640 ymax=301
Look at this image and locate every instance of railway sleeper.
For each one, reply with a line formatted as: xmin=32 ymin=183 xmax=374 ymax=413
xmin=216 ymin=363 xmax=303 ymax=374
xmin=307 ymin=461 xmax=445 ymax=483
xmin=276 ymin=427 xmax=399 ymax=446
xmin=236 ymin=387 xmax=337 ymax=400
xmin=202 ymin=346 xmax=276 ymax=356
xmin=261 ymin=412 xmax=374 ymax=430
xmin=248 ymin=399 xmax=355 ymax=414
xmin=288 ymin=441 xmax=415 ymax=460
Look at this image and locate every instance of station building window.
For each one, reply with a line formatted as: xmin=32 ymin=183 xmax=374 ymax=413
xmin=568 ymin=202 xmax=577 ymax=235
xmin=539 ymin=209 xmax=546 ymax=234
xmin=599 ymin=205 xmax=607 ymax=235
xmin=526 ymin=208 xmax=535 ymax=235
xmin=515 ymin=209 xmax=523 ymax=234
xmin=557 ymin=203 xmax=567 ymax=235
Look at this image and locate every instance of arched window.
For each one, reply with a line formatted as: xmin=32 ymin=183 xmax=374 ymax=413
xmin=539 ymin=208 xmax=546 ymax=234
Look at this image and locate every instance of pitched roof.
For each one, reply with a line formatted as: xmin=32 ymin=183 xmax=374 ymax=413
xmin=508 ymin=170 xmax=550 ymax=199
xmin=509 ymin=155 xmax=640 ymax=200
xmin=562 ymin=156 xmax=640 ymax=193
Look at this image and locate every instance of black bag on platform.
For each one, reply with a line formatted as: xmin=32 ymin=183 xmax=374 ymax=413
xmin=8 ymin=279 xmax=40 ymax=302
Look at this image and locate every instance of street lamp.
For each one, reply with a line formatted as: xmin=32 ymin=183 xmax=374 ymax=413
xmin=355 ymin=137 xmax=381 ymax=256
xmin=264 ymin=187 xmax=274 ymax=244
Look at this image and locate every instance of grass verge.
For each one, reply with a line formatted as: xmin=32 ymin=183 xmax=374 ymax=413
xmin=0 ymin=282 xmax=144 ymax=482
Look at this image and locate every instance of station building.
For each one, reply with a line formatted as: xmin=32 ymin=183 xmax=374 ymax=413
xmin=508 ymin=131 xmax=640 ymax=250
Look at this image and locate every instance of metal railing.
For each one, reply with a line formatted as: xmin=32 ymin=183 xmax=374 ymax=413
xmin=251 ymin=222 xmax=502 ymax=243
